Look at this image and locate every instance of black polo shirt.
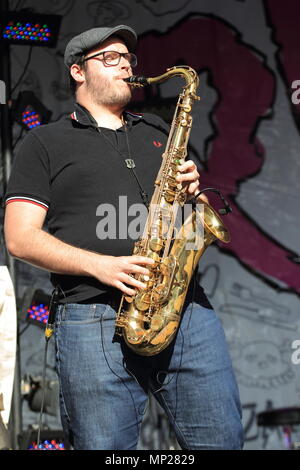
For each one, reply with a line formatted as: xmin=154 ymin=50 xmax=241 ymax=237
xmin=5 ymin=104 xmax=171 ymax=302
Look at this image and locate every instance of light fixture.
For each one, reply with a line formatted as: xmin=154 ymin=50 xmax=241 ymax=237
xmin=20 ymin=428 xmax=69 ymax=450
xmin=0 ymin=11 xmax=62 ymax=48
xmin=19 ymin=287 xmax=51 ymax=328
xmin=12 ymin=91 xmax=52 ymax=131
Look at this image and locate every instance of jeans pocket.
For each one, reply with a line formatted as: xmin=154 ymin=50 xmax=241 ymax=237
xmin=58 ymin=303 xmax=108 ymax=325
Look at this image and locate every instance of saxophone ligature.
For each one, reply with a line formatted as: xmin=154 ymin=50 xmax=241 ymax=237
xmin=114 ymin=66 xmax=230 ymax=356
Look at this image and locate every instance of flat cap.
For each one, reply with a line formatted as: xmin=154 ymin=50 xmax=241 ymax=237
xmin=64 ymin=25 xmax=137 ymax=68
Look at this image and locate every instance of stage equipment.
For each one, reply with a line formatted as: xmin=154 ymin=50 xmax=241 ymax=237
xmin=0 ymin=11 xmax=61 ymax=48
xmin=257 ymin=407 xmax=300 ymax=450
xmin=12 ymin=91 xmax=52 ymax=131
xmin=19 ymin=287 xmax=51 ymax=329
xmin=20 ymin=428 xmax=69 ymax=450
xmin=22 ymin=375 xmax=59 ymax=417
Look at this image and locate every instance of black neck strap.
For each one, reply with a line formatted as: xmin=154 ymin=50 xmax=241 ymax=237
xmin=97 ymin=119 xmax=150 ymax=209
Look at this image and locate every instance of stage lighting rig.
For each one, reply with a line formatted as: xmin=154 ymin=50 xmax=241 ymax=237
xmin=0 ymin=10 xmax=62 ymax=48
xmin=20 ymin=428 xmax=70 ymax=450
xmin=12 ymin=91 xmax=52 ymax=130
xmin=19 ymin=287 xmax=51 ymax=329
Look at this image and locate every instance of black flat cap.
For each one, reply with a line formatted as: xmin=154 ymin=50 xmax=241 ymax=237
xmin=64 ymin=25 xmax=137 ymax=68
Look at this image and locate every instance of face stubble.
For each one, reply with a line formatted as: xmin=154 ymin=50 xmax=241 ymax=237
xmin=84 ymin=64 xmax=132 ymax=108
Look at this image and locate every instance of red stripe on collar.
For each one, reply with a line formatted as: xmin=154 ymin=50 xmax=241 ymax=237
xmin=70 ymin=111 xmax=78 ymax=121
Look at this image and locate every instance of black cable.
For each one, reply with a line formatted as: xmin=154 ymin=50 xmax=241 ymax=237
xmin=45 ymin=287 xmax=60 ymax=341
xmin=13 ymin=127 xmax=24 ymax=150
xmin=36 ymin=338 xmax=49 ymax=448
xmin=14 ymin=0 xmax=24 ymax=10
xmin=19 ymin=323 xmax=30 ymax=336
xmin=11 ymin=46 xmax=33 ymax=96
xmin=124 ymin=124 xmax=150 ymax=208
xmin=36 ymin=287 xmax=60 ymax=448
xmin=192 ymin=187 xmax=232 ymax=215
xmin=100 ymin=315 xmax=142 ymax=438
xmin=97 ymin=124 xmax=150 ymax=209
xmin=122 ymin=359 xmax=150 ymax=417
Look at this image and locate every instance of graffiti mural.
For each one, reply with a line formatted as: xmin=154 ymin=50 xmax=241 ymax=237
xmin=1 ymin=0 xmax=300 ymax=450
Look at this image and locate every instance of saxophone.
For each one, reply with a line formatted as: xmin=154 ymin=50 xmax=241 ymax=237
xmin=114 ymin=66 xmax=230 ymax=356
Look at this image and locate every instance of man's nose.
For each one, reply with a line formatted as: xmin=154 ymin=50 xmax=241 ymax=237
xmin=120 ymin=55 xmax=131 ymax=69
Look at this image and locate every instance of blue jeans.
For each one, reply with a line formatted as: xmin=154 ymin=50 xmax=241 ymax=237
xmin=54 ymin=300 xmax=244 ymax=450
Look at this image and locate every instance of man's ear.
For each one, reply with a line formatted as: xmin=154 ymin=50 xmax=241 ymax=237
xmin=70 ymin=63 xmax=86 ymax=85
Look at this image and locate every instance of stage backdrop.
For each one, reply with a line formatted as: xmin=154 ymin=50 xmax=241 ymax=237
xmin=1 ymin=0 xmax=300 ymax=450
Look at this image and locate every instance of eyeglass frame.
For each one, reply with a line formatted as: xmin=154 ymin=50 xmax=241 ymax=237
xmin=83 ymin=50 xmax=137 ymax=68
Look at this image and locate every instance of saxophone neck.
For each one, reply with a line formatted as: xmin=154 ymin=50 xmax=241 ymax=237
xmin=124 ymin=66 xmax=200 ymax=99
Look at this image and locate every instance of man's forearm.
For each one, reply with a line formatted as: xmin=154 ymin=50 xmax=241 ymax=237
xmin=7 ymin=226 xmax=96 ymax=277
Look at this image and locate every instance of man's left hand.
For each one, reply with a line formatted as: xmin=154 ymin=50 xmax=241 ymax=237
xmin=176 ymin=160 xmax=209 ymax=203
xmin=176 ymin=160 xmax=199 ymax=195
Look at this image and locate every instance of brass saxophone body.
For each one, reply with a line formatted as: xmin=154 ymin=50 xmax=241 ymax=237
xmin=114 ymin=66 xmax=230 ymax=356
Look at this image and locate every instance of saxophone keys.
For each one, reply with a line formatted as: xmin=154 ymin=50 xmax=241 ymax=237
xmin=134 ymin=292 xmax=151 ymax=311
xmin=150 ymin=313 xmax=165 ymax=331
xmin=164 ymin=192 xmax=175 ymax=203
xmin=126 ymin=322 xmax=147 ymax=344
xmin=177 ymin=192 xmax=186 ymax=205
xmin=153 ymin=284 xmax=169 ymax=302
xmin=149 ymin=237 xmax=164 ymax=252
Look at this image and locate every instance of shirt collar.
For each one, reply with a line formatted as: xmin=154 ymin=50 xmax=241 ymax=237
xmin=70 ymin=103 xmax=143 ymax=129
xmin=70 ymin=103 xmax=98 ymax=128
xmin=124 ymin=111 xmax=143 ymax=124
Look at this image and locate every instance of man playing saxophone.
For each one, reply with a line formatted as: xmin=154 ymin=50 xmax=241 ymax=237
xmin=4 ymin=25 xmax=243 ymax=450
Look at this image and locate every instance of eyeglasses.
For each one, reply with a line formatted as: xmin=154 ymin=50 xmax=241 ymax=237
xmin=83 ymin=50 xmax=137 ymax=68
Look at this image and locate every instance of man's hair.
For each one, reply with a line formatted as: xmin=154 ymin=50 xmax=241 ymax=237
xmin=69 ymin=54 xmax=87 ymax=96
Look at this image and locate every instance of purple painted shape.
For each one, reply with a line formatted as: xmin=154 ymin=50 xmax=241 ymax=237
xmin=135 ymin=16 xmax=300 ymax=293
xmin=265 ymin=0 xmax=300 ymax=112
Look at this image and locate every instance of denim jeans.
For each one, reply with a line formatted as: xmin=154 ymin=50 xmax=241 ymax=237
xmin=54 ymin=300 xmax=244 ymax=450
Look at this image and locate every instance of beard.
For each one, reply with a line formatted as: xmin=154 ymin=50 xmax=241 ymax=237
xmin=85 ymin=68 xmax=132 ymax=108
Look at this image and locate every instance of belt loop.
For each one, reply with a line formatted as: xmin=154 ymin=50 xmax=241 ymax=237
xmin=90 ymin=303 xmax=97 ymax=318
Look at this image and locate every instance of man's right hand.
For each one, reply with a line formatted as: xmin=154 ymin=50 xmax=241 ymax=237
xmin=91 ymin=255 xmax=155 ymax=296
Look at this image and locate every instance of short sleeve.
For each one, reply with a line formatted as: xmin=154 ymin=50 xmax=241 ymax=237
xmin=5 ymin=131 xmax=51 ymax=211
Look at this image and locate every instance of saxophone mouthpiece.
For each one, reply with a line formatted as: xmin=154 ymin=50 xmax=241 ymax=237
xmin=123 ymin=76 xmax=149 ymax=87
